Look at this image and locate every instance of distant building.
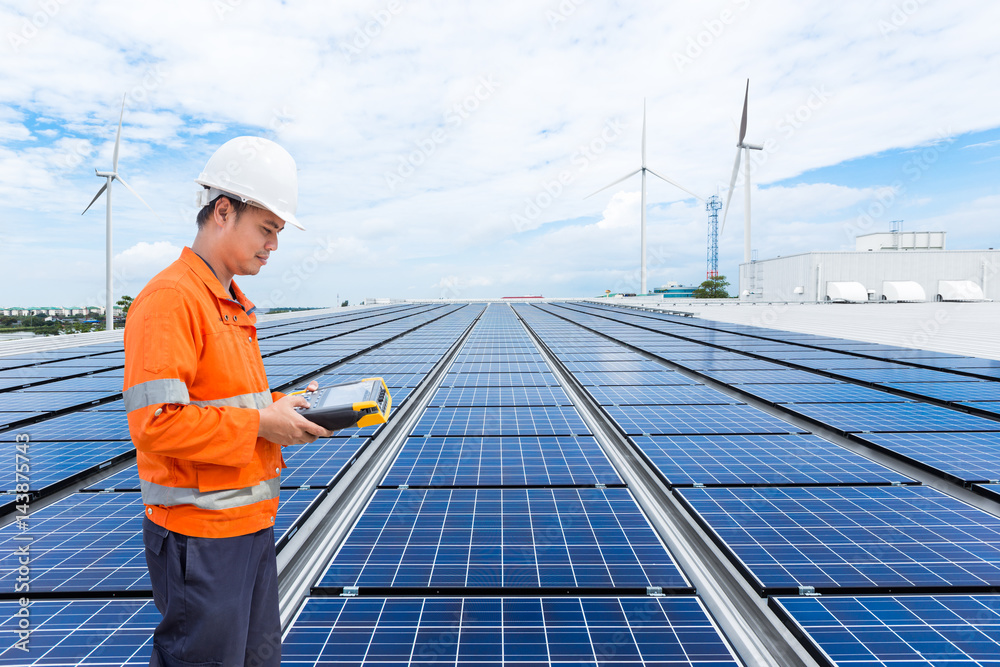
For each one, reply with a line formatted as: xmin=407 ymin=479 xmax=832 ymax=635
xmin=654 ymin=282 xmax=697 ymax=299
xmin=738 ymin=232 xmax=998 ymax=302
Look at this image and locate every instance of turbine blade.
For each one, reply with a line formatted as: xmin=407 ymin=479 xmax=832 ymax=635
xmin=112 ymin=94 xmax=126 ymax=172
xmin=641 ymin=98 xmax=647 ymax=168
xmin=584 ymin=168 xmax=641 ymax=199
xmin=738 ymin=79 xmax=749 ymax=146
xmin=645 ymin=167 xmax=704 ymax=201
xmin=116 ymin=175 xmax=164 ymax=223
xmin=82 ymin=183 xmax=108 ymax=215
xmin=720 ymin=148 xmax=742 ymax=234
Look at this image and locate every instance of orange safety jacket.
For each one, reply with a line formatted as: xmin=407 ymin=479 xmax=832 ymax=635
xmin=123 ymin=246 xmax=286 ymax=538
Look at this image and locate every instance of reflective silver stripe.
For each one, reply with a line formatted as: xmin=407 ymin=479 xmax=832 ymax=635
xmin=124 ymin=378 xmax=190 ymax=413
xmin=190 ymin=389 xmax=273 ymax=410
xmin=140 ymin=476 xmax=280 ymax=511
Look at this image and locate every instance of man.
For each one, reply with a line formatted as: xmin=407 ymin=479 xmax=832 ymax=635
xmin=123 ymin=136 xmax=333 ymax=666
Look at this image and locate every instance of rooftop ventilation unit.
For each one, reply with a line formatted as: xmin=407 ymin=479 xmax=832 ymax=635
xmin=825 ymin=281 xmax=868 ymax=303
xmin=882 ymin=281 xmax=926 ymax=302
xmin=937 ymin=280 xmax=984 ymax=302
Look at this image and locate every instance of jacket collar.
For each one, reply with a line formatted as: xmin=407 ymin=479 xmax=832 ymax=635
xmin=180 ymin=246 xmax=257 ymax=315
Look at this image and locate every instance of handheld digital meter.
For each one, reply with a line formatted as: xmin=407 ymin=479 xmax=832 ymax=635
xmin=293 ymin=377 xmax=392 ymax=431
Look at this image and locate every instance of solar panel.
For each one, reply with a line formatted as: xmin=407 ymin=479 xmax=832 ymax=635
xmin=570 ymin=370 xmax=697 ymax=386
xmin=856 ymin=432 xmax=1000 ymax=484
xmin=428 ymin=386 xmax=572 ymax=407
xmin=975 ymin=483 xmax=1000 ymax=503
xmin=0 ymin=410 xmax=129 ymax=441
xmin=0 ymin=440 xmax=132 ymax=492
xmin=562 ymin=360 xmax=669 ymax=373
xmin=678 ymin=485 xmax=1000 ymax=594
xmin=283 ymin=596 xmax=740 ymax=666
xmin=410 ymin=407 xmax=590 ymax=437
xmin=963 ymin=401 xmax=1000 ymax=417
xmin=736 ymin=382 xmax=911 ymax=404
xmin=630 ymin=434 xmax=912 ymax=487
xmin=584 ymin=384 xmax=740 ymax=406
xmin=0 ymin=599 xmax=156 ymax=665
xmin=604 ymin=404 xmax=805 ymax=436
xmin=835 ymin=367 xmax=973 ymax=383
xmin=674 ymin=358 xmax=789 ymax=371
xmin=781 ymin=402 xmax=1000 ymax=434
xmin=771 ymin=595 xmax=1000 ymax=667
xmin=698 ymin=369 xmax=842 ymax=384
xmin=450 ymin=361 xmax=551 ymax=374
xmin=382 ymin=436 xmax=622 ymax=487
xmin=280 ymin=437 xmax=369 ymax=487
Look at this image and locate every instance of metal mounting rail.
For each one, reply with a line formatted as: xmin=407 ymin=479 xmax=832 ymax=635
xmin=275 ymin=304 xmax=486 ymax=630
xmin=511 ymin=304 xmax=819 ymax=667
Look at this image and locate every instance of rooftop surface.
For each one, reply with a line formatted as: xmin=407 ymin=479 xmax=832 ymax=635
xmin=1 ymin=301 xmax=998 ymax=665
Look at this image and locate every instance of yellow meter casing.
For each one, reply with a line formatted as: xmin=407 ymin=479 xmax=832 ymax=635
xmin=293 ymin=377 xmax=391 ymax=431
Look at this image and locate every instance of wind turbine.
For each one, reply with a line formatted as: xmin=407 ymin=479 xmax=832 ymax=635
xmin=721 ymin=79 xmax=764 ymax=265
xmin=82 ymin=95 xmax=161 ymax=332
xmin=587 ymin=99 xmax=703 ymax=295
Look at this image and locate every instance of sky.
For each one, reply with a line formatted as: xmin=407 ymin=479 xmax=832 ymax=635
xmin=1 ymin=0 xmax=999 ymax=309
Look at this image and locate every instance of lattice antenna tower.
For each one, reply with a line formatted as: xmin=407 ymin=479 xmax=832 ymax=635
xmin=706 ymin=194 xmax=722 ymax=278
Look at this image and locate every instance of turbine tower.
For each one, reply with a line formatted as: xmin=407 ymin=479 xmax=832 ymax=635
xmin=721 ymin=79 xmax=764 ymax=265
xmin=587 ymin=99 xmax=703 ymax=295
xmin=82 ymin=95 xmax=161 ymax=332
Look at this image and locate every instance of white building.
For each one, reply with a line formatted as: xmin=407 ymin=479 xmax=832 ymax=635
xmin=738 ymin=232 xmax=998 ymax=302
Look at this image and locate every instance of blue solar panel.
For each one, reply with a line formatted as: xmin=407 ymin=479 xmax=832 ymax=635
xmin=584 ymin=384 xmax=740 ymax=405
xmin=699 ymin=369 xmax=842 ymax=384
xmin=604 ymin=404 xmax=805 ymax=436
xmin=678 ymin=486 xmax=1000 ymax=594
xmin=675 ymin=358 xmax=789 ymax=371
xmin=449 ymin=361 xmax=551 ymax=374
xmin=0 ymin=599 xmax=156 ymax=665
xmin=411 ymin=407 xmax=590 ymax=437
xmin=428 ymin=386 xmax=572 ymax=407
xmin=782 ymin=402 xmax=1000 ymax=434
xmin=630 ymin=434 xmax=912 ymax=487
xmin=0 ymin=440 xmax=132 ymax=492
xmin=0 ymin=410 xmax=129 ymax=441
xmin=563 ymin=360 xmax=669 ymax=373
xmin=964 ymin=401 xmax=1000 ymax=417
xmin=856 ymin=432 xmax=1000 ymax=484
xmin=438 ymin=372 xmax=559 ymax=387
xmin=0 ymin=391 xmax=113 ymax=412
xmin=772 ymin=595 xmax=1000 ymax=667
xmin=283 ymin=597 xmax=740 ymax=666
xmin=736 ymin=382 xmax=911 ymax=404
xmin=0 ymin=489 xmax=321 ymax=593
xmin=281 ymin=437 xmax=369 ymax=487
xmin=382 ymin=436 xmax=622 ymax=487
xmin=835 ymin=367 xmax=973 ymax=383
xmin=570 ymin=370 xmax=697 ymax=386
xmin=975 ymin=484 xmax=1000 ymax=503
xmin=318 ymin=488 xmax=689 ymax=590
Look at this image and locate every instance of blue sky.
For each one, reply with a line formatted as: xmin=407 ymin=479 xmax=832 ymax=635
xmin=1 ymin=0 xmax=999 ymax=308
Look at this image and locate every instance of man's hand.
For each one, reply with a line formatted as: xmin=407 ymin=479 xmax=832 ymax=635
xmin=258 ymin=381 xmax=334 ymax=447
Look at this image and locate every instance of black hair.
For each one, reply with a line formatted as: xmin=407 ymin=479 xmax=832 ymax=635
xmin=196 ymin=195 xmax=249 ymax=229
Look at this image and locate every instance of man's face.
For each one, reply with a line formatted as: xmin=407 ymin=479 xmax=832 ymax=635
xmin=221 ymin=204 xmax=285 ymax=277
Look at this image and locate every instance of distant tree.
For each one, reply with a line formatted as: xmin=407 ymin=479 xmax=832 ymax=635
xmin=692 ymin=275 xmax=731 ymax=299
xmin=116 ymin=295 xmax=134 ymax=318
xmin=341 ymin=300 xmax=349 ymax=307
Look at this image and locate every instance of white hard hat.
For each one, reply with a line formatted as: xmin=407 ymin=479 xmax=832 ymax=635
xmin=195 ymin=136 xmax=304 ymax=230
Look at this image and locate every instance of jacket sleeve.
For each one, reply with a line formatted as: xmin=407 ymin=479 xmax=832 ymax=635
xmin=124 ymin=287 xmax=260 ymax=468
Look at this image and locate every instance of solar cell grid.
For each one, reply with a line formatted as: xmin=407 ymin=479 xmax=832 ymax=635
xmin=630 ymin=434 xmax=911 ymax=487
xmin=318 ymin=487 xmax=689 ymax=590
xmin=699 ymin=369 xmax=846 ymax=385
xmin=449 ymin=361 xmax=550 ymax=374
xmin=883 ymin=381 xmax=1000 ymax=402
xmin=584 ymin=384 xmax=740 ymax=406
xmin=0 ymin=410 xmax=128 ymax=441
xmin=855 ymin=432 xmax=1000 ymax=484
xmin=411 ymin=406 xmax=590 ymax=437
xmin=0 ymin=599 xmax=156 ymax=665
xmin=571 ymin=370 xmax=697 ymax=386
xmin=678 ymin=485 xmax=1000 ymax=593
xmin=428 ymin=386 xmax=572 ymax=407
xmin=605 ymin=404 xmax=804 ymax=436
xmin=965 ymin=401 xmax=1000 ymax=418
xmin=737 ymin=382 xmax=911 ymax=404
xmin=382 ymin=436 xmax=621 ymax=486
xmin=674 ymin=358 xmax=790 ymax=372
xmin=282 ymin=596 xmax=740 ymax=667
xmin=280 ymin=437 xmax=369 ymax=487
xmin=0 ymin=440 xmax=132 ymax=492
xmin=438 ymin=372 xmax=559 ymax=387
xmin=836 ymin=367 xmax=973 ymax=383
xmin=782 ymin=402 xmax=1000 ymax=434
xmin=772 ymin=595 xmax=1000 ymax=667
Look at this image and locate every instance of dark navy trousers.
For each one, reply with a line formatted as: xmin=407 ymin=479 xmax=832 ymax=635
xmin=143 ymin=516 xmax=281 ymax=667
